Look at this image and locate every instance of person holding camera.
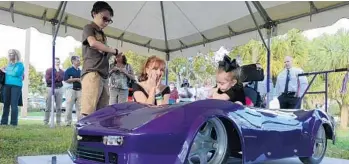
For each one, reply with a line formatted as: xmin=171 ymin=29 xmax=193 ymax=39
xmin=178 ymin=79 xmax=196 ymax=102
xmin=63 ymin=56 xmax=82 ymax=126
xmin=109 ymin=54 xmax=135 ymax=104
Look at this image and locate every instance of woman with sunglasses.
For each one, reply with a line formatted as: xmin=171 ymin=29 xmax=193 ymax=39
xmin=0 ymin=49 xmax=24 ymax=126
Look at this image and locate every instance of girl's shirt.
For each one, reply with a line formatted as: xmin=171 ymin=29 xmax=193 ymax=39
xmin=5 ymin=62 xmax=24 ymax=87
xmin=217 ymin=83 xmax=246 ymax=105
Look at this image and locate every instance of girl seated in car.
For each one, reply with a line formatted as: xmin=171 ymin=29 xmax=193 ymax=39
xmin=210 ymin=55 xmax=246 ymax=105
xmin=132 ymin=56 xmax=170 ymax=105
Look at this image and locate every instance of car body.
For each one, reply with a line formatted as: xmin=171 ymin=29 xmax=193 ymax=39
xmin=28 ymin=97 xmax=46 ymax=111
xmin=61 ymin=96 xmax=77 ymax=113
xmin=68 ymin=99 xmax=335 ymax=164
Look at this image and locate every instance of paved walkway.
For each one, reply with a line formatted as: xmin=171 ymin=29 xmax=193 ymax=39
xmin=18 ymin=154 xmax=349 ymax=164
xmin=19 ymin=114 xmax=77 ymax=122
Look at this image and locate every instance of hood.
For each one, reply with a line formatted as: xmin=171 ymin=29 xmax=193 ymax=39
xmin=77 ymin=102 xmax=187 ymax=134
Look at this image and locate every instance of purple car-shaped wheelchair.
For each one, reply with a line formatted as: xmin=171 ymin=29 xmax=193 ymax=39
xmin=68 ymin=99 xmax=335 ymax=164
xmin=68 ymin=65 xmax=336 ymax=164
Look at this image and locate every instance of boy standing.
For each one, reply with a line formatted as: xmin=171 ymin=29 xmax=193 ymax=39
xmin=81 ymin=1 xmax=121 ymax=117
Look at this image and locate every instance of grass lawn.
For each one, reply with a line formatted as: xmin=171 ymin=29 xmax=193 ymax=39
xmin=0 ymin=120 xmax=73 ymax=164
xmin=326 ymin=129 xmax=349 ymax=159
xmin=26 ymin=112 xmax=45 ymax=117
xmin=0 ymin=120 xmax=348 ymax=164
xmin=0 ymin=111 xmax=45 ymax=117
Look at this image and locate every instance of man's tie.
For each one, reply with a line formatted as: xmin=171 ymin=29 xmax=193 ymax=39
xmin=284 ymin=69 xmax=290 ymax=93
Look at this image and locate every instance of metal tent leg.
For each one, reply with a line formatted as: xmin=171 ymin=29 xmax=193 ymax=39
xmin=50 ymin=1 xmax=67 ymax=128
xmin=245 ymin=1 xmax=276 ymax=108
xmin=266 ymin=28 xmax=272 ymax=108
xmin=50 ymin=24 xmax=56 ymax=128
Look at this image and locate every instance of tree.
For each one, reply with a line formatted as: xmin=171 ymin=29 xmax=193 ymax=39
xmin=286 ymin=29 xmax=310 ymax=69
xmin=63 ymin=47 xmax=83 ymax=69
xmin=192 ymin=51 xmax=217 ymax=84
xmin=230 ymin=29 xmax=310 ymax=84
xmin=0 ymin=57 xmax=9 ymax=67
xmin=28 ymin=65 xmax=45 ymax=95
xmin=122 ymin=50 xmax=148 ymax=77
xmin=168 ymin=57 xmax=190 ymax=87
xmin=230 ymin=39 xmax=265 ymax=65
xmin=308 ymin=29 xmax=349 ymax=129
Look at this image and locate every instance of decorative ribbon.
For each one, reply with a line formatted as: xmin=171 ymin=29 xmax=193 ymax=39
xmin=340 ymin=71 xmax=349 ymax=94
xmin=218 ymin=55 xmax=240 ymax=72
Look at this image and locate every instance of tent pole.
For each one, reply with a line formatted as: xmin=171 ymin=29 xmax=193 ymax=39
xmin=50 ymin=1 xmax=67 ymax=128
xmin=165 ymin=53 xmax=169 ymax=85
xmin=246 ymin=1 xmax=275 ymax=108
xmin=50 ymin=23 xmax=56 ymax=128
xmin=266 ymin=28 xmax=272 ymax=108
xmin=160 ymin=1 xmax=169 ymax=85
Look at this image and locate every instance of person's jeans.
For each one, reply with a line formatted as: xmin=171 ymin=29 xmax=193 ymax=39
xmin=0 ymin=85 xmax=22 ymax=126
xmin=109 ymin=88 xmax=128 ymax=105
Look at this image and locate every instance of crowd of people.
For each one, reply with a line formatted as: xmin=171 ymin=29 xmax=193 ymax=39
xmin=0 ymin=1 xmax=309 ymax=126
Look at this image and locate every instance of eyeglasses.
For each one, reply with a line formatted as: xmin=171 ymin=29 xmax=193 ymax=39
xmin=102 ymin=16 xmax=113 ymax=24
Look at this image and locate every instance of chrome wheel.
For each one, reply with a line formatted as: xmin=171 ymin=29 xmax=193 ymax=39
xmin=312 ymin=125 xmax=327 ymax=159
xmin=299 ymin=125 xmax=327 ymax=164
xmin=188 ymin=117 xmax=228 ymax=164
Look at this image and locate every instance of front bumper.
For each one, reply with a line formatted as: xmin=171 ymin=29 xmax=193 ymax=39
xmin=68 ymin=127 xmax=187 ymax=164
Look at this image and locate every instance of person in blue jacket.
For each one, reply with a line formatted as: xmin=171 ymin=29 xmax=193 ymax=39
xmin=0 ymin=49 xmax=24 ymax=126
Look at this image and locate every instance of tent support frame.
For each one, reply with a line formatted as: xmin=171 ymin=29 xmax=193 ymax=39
xmin=246 ymin=1 xmax=276 ymax=107
xmin=296 ymin=68 xmax=349 ymax=112
xmin=160 ymin=1 xmax=170 ymax=85
xmin=49 ymin=1 xmax=67 ymax=128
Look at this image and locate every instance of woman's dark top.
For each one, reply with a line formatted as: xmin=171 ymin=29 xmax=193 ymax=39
xmin=217 ymin=83 xmax=246 ymax=105
xmin=132 ymin=83 xmax=170 ymax=105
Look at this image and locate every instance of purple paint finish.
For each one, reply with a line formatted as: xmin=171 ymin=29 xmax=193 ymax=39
xmin=68 ymin=99 xmax=335 ymax=164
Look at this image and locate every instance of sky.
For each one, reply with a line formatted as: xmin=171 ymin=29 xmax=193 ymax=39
xmin=0 ymin=26 xmax=80 ymax=72
xmin=0 ymin=18 xmax=349 ymax=73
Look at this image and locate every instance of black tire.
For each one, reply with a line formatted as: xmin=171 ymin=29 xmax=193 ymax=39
xmin=299 ymin=125 xmax=327 ymax=164
xmin=186 ymin=117 xmax=230 ymax=164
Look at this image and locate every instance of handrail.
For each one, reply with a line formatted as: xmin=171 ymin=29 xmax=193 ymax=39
xmin=296 ymin=67 xmax=349 ymax=113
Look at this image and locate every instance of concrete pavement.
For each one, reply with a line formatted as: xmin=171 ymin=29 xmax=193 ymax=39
xmin=17 ymin=154 xmax=349 ymax=164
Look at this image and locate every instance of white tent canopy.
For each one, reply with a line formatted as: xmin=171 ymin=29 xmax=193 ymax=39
xmin=1 ymin=1 xmax=349 ymax=59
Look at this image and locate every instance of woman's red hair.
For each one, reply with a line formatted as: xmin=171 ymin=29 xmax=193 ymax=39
xmin=139 ymin=56 xmax=166 ymax=82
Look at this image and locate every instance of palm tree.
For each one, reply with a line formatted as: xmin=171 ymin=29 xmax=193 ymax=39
xmin=308 ymin=29 xmax=349 ymax=129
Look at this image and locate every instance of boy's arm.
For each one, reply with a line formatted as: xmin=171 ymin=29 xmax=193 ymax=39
xmin=83 ymin=25 xmax=119 ymax=55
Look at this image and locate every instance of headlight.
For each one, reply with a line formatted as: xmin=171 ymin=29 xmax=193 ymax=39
xmin=103 ymin=136 xmax=124 ymax=146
